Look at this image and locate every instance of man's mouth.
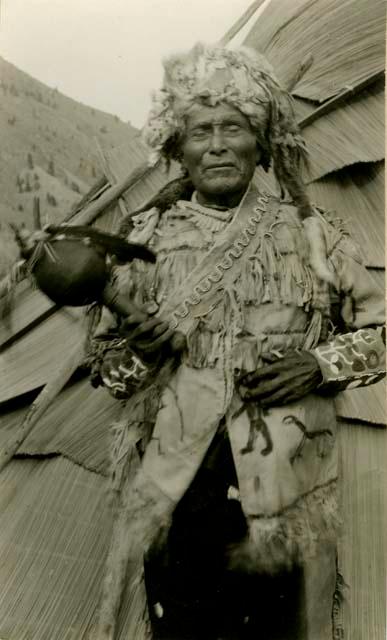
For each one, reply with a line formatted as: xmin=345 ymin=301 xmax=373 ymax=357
xmin=204 ymin=163 xmax=236 ymax=170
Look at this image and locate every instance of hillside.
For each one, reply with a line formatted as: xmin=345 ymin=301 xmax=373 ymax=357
xmin=0 ymin=56 xmax=140 ymax=274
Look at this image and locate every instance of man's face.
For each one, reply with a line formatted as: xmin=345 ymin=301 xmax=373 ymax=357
xmin=180 ymin=103 xmax=261 ymax=208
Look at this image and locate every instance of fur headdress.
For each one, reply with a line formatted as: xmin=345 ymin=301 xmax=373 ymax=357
xmin=143 ymin=44 xmax=306 ymax=195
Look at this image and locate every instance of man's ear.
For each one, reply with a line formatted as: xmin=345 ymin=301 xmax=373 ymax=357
xmin=163 ymin=132 xmax=184 ymax=164
xmin=179 ymin=166 xmax=189 ymax=178
xmin=255 ymin=145 xmax=262 ymax=166
xmin=258 ymin=146 xmax=271 ymax=172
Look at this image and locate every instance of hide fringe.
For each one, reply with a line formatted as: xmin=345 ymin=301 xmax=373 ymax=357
xmin=110 ymin=199 xmax=358 ymax=372
xmin=332 ymin=560 xmax=348 ymax=640
xmin=95 ymin=472 xmax=174 ymax=640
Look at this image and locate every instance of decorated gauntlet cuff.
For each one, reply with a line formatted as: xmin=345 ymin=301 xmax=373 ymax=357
xmin=100 ymin=348 xmax=151 ymax=399
xmin=312 ymin=328 xmax=386 ymax=392
xmin=89 ymin=337 xmax=153 ymax=399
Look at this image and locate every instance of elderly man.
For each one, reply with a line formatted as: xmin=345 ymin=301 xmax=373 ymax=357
xmin=90 ymin=44 xmax=385 ymax=640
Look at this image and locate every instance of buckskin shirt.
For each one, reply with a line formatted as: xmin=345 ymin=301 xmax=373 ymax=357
xmin=90 ymin=182 xmax=385 ymax=639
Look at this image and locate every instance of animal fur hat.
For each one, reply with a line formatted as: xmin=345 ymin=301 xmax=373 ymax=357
xmin=142 ymin=42 xmax=306 ymax=175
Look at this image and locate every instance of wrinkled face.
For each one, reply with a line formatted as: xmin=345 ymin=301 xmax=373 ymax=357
xmin=180 ymin=103 xmax=261 ymax=208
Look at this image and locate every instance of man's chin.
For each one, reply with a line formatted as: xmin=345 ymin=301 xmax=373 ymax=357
xmin=200 ymin=176 xmax=247 ymax=195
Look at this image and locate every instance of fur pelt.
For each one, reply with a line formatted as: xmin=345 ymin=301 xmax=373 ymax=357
xmin=228 ymin=480 xmax=341 ymax=575
xmin=119 ymin=176 xmax=194 ymax=237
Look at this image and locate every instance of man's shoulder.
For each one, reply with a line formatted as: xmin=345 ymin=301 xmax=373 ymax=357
xmin=123 ymin=207 xmax=161 ymax=245
xmin=276 ymin=199 xmax=301 ymax=224
xmin=119 ymin=177 xmax=194 ymax=237
xmin=312 ymin=204 xmax=346 ymax=230
xmin=311 ymin=204 xmax=363 ymax=264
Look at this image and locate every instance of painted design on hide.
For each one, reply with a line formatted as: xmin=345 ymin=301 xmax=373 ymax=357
xmin=232 ymin=403 xmax=273 ymax=456
xmin=282 ymin=415 xmax=332 ymax=464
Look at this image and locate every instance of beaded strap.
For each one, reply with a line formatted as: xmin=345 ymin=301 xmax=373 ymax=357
xmin=160 ymin=185 xmax=277 ymax=334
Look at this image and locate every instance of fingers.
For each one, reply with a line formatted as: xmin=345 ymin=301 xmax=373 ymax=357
xmin=239 ymin=372 xmax=319 ymax=406
xmin=258 ymin=386 xmax=299 ymax=407
xmin=126 ymin=317 xmax=168 ymax=339
xmin=121 ymin=316 xmax=167 ymax=338
xmin=239 ymin=383 xmax=300 ymax=406
xmin=138 ymin=328 xmax=176 ymax=353
xmin=261 ymin=350 xmax=284 ymax=364
xmin=239 ymin=362 xmax=287 ymax=387
xmin=239 ymin=372 xmax=292 ymax=401
xmin=120 ymin=314 xmax=176 ymax=354
xmin=239 ymin=352 xmax=320 ymax=389
xmin=120 ymin=311 xmax=150 ymax=332
xmin=239 ymin=377 xmax=280 ymax=400
xmin=259 ymin=378 xmax=318 ymax=407
xmin=152 ymin=321 xmax=172 ymax=338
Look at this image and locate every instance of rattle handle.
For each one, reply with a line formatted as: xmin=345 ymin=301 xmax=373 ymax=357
xmin=102 ymin=283 xmax=148 ymax=321
xmin=101 ymin=283 xmax=186 ymax=354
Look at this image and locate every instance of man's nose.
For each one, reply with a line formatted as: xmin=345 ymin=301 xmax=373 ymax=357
xmin=208 ymin=129 xmax=227 ymax=154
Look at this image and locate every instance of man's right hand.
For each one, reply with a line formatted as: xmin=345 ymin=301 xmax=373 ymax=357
xmin=119 ymin=309 xmax=178 ymax=362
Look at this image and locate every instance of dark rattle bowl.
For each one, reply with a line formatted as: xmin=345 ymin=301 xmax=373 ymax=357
xmin=32 ymin=239 xmax=108 ymax=306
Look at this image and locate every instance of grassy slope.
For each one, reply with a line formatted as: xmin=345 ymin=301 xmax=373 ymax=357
xmin=0 ymin=56 xmax=140 ymax=274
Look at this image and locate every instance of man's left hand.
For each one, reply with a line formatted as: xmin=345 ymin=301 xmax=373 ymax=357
xmin=237 ymin=351 xmax=323 ymax=407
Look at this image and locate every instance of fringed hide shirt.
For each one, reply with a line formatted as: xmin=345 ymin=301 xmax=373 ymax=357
xmin=91 ymin=185 xmax=385 ymax=574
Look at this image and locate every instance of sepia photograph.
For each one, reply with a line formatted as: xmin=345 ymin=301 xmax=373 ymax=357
xmin=0 ymin=1 xmax=385 ymax=639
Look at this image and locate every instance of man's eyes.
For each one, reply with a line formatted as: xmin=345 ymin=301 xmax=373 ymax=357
xmin=224 ymin=125 xmax=242 ymax=133
xmin=189 ymin=124 xmax=243 ymax=138
xmin=190 ymin=128 xmax=210 ymax=139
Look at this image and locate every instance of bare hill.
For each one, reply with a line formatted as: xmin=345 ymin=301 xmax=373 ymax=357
xmin=0 ymin=56 xmax=140 ymax=274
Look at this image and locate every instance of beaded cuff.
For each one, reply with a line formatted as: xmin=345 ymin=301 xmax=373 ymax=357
xmin=312 ymin=328 xmax=386 ymax=392
xmin=88 ymin=336 xmax=152 ymax=400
